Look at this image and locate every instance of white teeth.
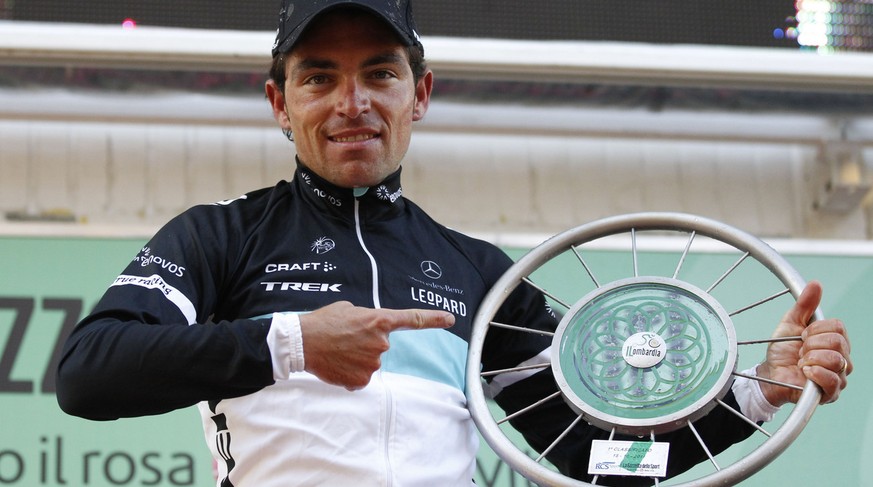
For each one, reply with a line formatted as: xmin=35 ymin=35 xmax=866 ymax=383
xmin=333 ymin=134 xmax=374 ymax=143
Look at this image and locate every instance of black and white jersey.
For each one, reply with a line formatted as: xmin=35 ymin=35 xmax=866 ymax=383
xmin=58 ymin=164 xmax=757 ymax=486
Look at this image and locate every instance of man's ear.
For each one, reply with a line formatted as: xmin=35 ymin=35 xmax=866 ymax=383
xmin=412 ymin=70 xmax=434 ymax=122
xmin=265 ymin=79 xmax=292 ymax=130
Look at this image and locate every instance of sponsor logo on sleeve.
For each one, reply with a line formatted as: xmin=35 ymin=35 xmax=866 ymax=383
xmin=112 ymin=274 xmax=197 ymax=324
xmin=134 ymin=247 xmax=186 ymax=278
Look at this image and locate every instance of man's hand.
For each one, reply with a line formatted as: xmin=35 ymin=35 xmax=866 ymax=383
xmin=757 ymin=280 xmax=851 ymax=407
xmin=299 ymin=301 xmax=455 ymax=390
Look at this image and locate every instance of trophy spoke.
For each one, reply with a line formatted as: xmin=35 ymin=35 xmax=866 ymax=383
xmin=688 ymin=420 xmax=721 ymax=471
xmin=716 ymin=398 xmax=772 ymax=437
xmin=738 ymin=336 xmax=802 ymax=346
xmin=489 ymin=320 xmax=555 ymax=337
xmin=733 ymin=370 xmax=804 ymax=392
xmin=523 ymin=277 xmax=572 ymax=310
xmin=497 ymin=391 xmax=563 ymax=425
xmin=480 ymin=362 xmax=551 ymax=378
xmin=673 ymin=231 xmax=697 ymax=279
xmin=571 ymin=244 xmax=602 ymax=288
xmin=591 ymin=428 xmax=617 ymax=485
xmin=706 ymin=251 xmax=750 ymax=293
xmin=535 ymin=413 xmax=586 ymax=463
xmin=729 ymin=288 xmax=791 ymax=317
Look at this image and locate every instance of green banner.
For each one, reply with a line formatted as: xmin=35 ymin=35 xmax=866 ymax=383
xmin=0 ymin=237 xmax=207 ymax=486
xmin=0 ymin=236 xmax=870 ymax=486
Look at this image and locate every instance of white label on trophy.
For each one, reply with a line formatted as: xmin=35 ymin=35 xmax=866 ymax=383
xmin=588 ymin=439 xmax=670 ymax=477
xmin=622 ymin=332 xmax=667 ymax=368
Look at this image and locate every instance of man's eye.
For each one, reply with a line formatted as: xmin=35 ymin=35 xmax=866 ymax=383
xmin=373 ymin=70 xmax=394 ymax=80
xmin=306 ymin=75 xmax=328 ymax=85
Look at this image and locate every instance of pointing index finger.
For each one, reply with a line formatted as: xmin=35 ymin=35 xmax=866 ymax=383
xmin=387 ymin=308 xmax=455 ymax=332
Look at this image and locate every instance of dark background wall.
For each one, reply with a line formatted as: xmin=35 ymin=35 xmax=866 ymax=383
xmin=5 ymin=0 xmax=802 ymax=48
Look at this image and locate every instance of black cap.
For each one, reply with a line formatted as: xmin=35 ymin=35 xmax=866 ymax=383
xmin=272 ymin=0 xmax=422 ymax=57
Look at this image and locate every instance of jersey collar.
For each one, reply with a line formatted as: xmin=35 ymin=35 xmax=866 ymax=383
xmin=293 ymin=159 xmax=405 ymax=218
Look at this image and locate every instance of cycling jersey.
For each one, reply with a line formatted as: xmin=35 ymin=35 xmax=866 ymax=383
xmin=58 ymin=163 xmax=757 ymax=486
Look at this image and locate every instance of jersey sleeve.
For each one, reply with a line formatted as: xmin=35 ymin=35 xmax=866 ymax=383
xmin=56 ymin=204 xmax=275 ymax=420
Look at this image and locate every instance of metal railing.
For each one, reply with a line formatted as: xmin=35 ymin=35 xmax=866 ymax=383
xmin=3 ymin=20 xmax=873 ymax=92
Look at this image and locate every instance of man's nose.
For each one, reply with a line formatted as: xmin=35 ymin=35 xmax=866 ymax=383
xmin=336 ymin=79 xmax=370 ymax=118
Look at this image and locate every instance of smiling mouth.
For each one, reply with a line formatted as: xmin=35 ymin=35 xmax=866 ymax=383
xmin=332 ymin=134 xmax=377 ymax=143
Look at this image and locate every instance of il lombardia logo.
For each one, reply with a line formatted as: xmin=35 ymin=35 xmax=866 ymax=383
xmin=622 ymin=332 xmax=667 ymax=368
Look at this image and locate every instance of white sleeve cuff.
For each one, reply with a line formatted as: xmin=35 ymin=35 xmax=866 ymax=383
xmin=266 ymin=313 xmax=305 ymax=380
xmin=731 ymin=365 xmax=780 ymax=423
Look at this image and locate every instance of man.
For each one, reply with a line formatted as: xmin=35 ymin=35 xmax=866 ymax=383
xmin=56 ymin=1 xmax=851 ymax=486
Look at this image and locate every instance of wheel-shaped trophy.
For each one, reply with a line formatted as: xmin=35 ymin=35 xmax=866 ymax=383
xmin=466 ymin=213 xmax=822 ymax=486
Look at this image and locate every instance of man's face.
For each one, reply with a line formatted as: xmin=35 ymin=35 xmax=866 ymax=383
xmin=268 ymin=10 xmax=432 ymax=189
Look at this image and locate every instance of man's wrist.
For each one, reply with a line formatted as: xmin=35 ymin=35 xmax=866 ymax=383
xmin=732 ymin=365 xmax=781 ymax=423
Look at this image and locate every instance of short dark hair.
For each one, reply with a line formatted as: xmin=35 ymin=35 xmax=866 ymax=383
xmin=268 ymin=43 xmax=427 ymax=91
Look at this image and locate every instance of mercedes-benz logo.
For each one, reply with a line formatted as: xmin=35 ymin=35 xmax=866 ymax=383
xmin=421 ymin=260 xmax=442 ymax=280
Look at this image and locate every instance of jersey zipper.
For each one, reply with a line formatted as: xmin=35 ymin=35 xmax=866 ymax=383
xmin=381 ymin=371 xmax=395 ymax=487
xmin=353 ymin=198 xmax=381 ymax=308
xmin=353 ymin=196 xmax=393 ymax=486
